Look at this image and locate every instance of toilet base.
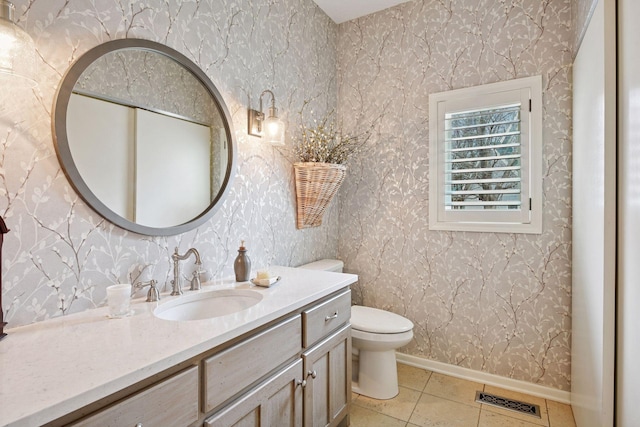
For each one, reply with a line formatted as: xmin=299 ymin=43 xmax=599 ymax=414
xmin=354 ymin=349 xmax=399 ymax=400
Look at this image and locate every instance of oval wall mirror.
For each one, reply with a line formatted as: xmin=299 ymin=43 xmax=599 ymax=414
xmin=52 ymin=39 xmax=236 ymax=236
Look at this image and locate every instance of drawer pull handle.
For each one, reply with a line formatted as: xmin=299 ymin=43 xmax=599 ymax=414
xmin=296 ymin=379 xmax=307 ymax=388
xmin=307 ymin=370 xmax=317 ymax=379
xmin=325 ymin=311 xmax=338 ymax=321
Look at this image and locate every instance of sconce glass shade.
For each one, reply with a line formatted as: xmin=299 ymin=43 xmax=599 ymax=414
xmin=263 ymin=106 xmax=285 ymax=146
xmin=0 ymin=1 xmax=37 ymax=87
xmin=248 ymin=91 xmax=286 ymax=146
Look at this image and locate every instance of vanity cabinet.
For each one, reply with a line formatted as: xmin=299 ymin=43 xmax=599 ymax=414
xmin=70 ymin=366 xmax=199 ymax=427
xmin=55 ymin=287 xmax=351 ymax=427
xmin=205 ymin=289 xmax=352 ymax=427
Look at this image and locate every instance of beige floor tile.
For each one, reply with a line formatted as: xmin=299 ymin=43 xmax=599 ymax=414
xmin=423 ymin=372 xmax=484 ymax=407
xmin=547 ymin=400 xmax=576 ymax=427
xmin=350 ymin=404 xmax=408 ymax=427
xmin=482 ymin=386 xmax=549 ymax=426
xmin=350 ymin=372 xmax=572 ymax=427
xmin=353 ymin=385 xmax=421 ymax=422
xmin=479 ymin=409 xmax=544 ymax=426
xmin=397 ymin=363 xmax=432 ymax=391
xmin=409 ymin=393 xmax=480 ymax=427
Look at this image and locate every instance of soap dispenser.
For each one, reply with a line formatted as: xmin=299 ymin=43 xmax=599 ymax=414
xmin=234 ymin=240 xmax=251 ymax=282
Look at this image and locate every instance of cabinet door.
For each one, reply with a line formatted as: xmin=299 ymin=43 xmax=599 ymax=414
xmin=204 ymin=359 xmax=304 ymax=427
xmin=302 ymin=324 xmax=351 ymax=427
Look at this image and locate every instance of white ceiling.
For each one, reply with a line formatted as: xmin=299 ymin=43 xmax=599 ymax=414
xmin=312 ymin=0 xmax=411 ymax=24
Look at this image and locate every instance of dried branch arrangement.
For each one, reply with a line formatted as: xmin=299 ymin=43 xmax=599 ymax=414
xmin=293 ymin=111 xmax=370 ymax=165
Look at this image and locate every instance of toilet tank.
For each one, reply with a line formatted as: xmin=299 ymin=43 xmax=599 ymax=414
xmin=298 ymin=259 xmax=344 ymax=273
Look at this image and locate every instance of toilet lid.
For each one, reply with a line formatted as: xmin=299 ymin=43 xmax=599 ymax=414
xmin=351 ymin=306 xmax=414 ymax=334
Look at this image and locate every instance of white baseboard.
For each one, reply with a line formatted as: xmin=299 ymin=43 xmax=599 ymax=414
xmin=396 ymin=352 xmax=571 ymax=404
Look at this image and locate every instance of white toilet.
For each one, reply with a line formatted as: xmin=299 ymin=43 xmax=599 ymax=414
xmin=298 ymin=259 xmax=414 ymax=400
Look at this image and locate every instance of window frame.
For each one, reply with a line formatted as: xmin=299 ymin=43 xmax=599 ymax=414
xmin=428 ymin=76 xmax=543 ymax=234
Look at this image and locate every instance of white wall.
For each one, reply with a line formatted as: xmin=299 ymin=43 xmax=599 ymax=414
xmin=570 ymin=0 xmax=616 ymax=425
xmin=617 ymin=0 xmax=640 ymax=424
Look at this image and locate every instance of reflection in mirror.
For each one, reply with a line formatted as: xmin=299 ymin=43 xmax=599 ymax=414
xmin=67 ymin=49 xmax=227 ymax=228
xmin=53 ymin=39 xmax=235 ymax=235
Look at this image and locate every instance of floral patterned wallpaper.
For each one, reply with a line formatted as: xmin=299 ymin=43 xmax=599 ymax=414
xmin=1 ymin=0 xmax=339 ymax=328
xmin=336 ymin=0 xmax=573 ymax=391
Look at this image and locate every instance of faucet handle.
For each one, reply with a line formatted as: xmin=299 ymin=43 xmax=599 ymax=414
xmin=190 ymin=271 xmax=202 ymax=291
xmin=145 ymin=280 xmax=160 ymax=302
xmin=133 ymin=279 xmax=160 ymax=302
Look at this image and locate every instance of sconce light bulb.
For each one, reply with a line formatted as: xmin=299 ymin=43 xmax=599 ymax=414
xmin=267 ymin=120 xmax=280 ymax=134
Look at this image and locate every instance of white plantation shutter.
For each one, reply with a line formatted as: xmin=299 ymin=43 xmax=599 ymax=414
xmin=445 ymin=104 xmax=523 ymax=210
xmin=429 ymin=76 xmax=542 ymax=234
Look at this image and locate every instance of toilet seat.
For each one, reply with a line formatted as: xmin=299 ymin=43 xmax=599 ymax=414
xmin=352 ymin=328 xmax=413 ymax=346
xmin=351 ymin=305 xmax=414 ymax=334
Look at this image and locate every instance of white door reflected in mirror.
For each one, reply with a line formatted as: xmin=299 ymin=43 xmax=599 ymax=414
xmin=135 ymin=108 xmax=211 ymax=228
xmin=68 ymin=94 xmax=219 ymax=228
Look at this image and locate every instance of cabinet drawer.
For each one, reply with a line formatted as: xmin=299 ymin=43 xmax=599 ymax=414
xmin=303 ymin=290 xmax=351 ymax=348
xmin=203 ymin=315 xmax=302 ymax=412
xmin=71 ymin=366 xmax=199 ymax=427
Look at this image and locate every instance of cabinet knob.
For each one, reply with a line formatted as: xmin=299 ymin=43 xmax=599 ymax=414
xmin=135 ymin=423 xmax=143 ymax=427
xmin=324 ymin=311 xmax=338 ymax=321
xmin=307 ymin=370 xmax=317 ymax=379
xmin=296 ymin=379 xmax=307 ymax=388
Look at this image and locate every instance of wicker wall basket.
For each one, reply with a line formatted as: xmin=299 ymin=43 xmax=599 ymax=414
xmin=294 ymin=162 xmax=347 ymax=229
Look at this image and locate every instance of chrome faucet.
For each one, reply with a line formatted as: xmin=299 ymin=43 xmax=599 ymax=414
xmin=171 ymin=247 xmax=202 ymax=296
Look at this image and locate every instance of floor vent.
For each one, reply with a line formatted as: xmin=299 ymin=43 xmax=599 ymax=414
xmin=475 ymin=391 xmax=541 ymax=418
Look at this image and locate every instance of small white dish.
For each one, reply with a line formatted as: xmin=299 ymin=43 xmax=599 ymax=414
xmin=250 ymin=276 xmax=281 ymax=288
xmin=106 ymin=310 xmax=134 ymax=319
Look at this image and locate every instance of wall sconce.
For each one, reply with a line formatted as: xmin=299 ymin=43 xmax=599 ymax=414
xmin=248 ymin=90 xmax=285 ymax=146
xmin=0 ymin=0 xmax=37 ymax=86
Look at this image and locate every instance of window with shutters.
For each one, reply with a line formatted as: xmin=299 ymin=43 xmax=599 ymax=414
xmin=428 ymin=76 xmax=542 ymax=233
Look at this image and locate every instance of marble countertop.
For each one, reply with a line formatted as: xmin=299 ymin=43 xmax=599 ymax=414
xmin=0 ymin=266 xmax=357 ymax=427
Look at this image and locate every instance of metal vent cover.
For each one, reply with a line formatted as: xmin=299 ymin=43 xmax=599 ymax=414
xmin=475 ymin=391 xmax=541 ymax=418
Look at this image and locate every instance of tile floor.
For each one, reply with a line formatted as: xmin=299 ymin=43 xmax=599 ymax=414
xmin=350 ymin=363 xmax=576 ymax=427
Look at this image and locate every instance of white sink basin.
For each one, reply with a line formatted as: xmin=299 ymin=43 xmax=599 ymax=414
xmin=154 ymin=289 xmax=263 ymax=321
